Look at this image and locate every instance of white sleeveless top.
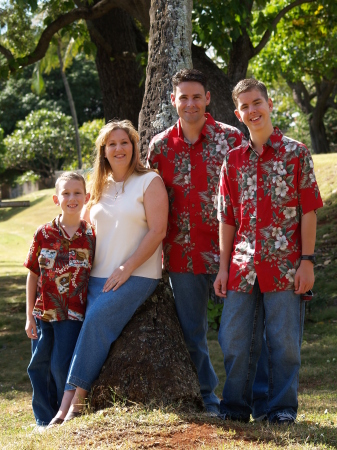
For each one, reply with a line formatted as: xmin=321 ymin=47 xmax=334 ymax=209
xmin=90 ymin=171 xmax=162 ymax=279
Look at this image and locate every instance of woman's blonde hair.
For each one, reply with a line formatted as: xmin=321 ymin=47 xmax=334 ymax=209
xmin=87 ymin=120 xmax=153 ymax=209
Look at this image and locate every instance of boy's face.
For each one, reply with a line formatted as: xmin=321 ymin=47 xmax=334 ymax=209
xmin=234 ymin=88 xmax=273 ymax=132
xmin=171 ymin=81 xmax=211 ymax=126
xmin=53 ymin=179 xmax=90 ymax=217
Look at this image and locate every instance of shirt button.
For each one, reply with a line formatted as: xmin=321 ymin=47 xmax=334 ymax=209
xmin=192 ymin=243 xmax=195 ymax=247
xmin=192 ymin=146 xmax=194 ymax=149
xmin=259 ymin=178 xmax=262 ymax=182
xmin=192 ymin=223 xmax=196 ymax=228
xmin=191 ymin=185 xmax=195 ymax=189
xmin=260 ymin=158 xmax=263 ymax=162
xmin=258 ymin=218 xmax=261 ymax=222
xmin=255 ymin=261 xmax=259 ymax=265
xmin=259 ymin=197 xmax=262 ymax=201
xmin=192 ymin=204 xmax=195 ymax=207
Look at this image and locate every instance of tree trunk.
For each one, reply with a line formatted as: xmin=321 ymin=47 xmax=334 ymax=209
xmin=139 ymin=0 xmax=193 ymax=155
xmin=57 ymin=39 xmax=82 ymax=169
xmin=90 ymin=0 xmax=204 ymax=412
xmin=309 ymin=116 xmax=330 ymax=154
xmin=90 ymin=275 xmax=204 ymax=411
xmin=87 ymin=7 xmax=147 ymax=127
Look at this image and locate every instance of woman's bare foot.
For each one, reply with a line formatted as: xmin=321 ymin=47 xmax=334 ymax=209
xmin=63 ymin=387 xmax=88 ymax=422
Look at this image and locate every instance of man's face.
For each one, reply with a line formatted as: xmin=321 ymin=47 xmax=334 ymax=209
xmin=171 ymin=82 xmax=211 ymax=125
xmin=234 ymin=88 xmax=273 ymax=132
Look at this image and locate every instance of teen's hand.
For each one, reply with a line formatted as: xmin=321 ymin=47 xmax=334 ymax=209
xmin=294 ymin=260 xmax=314 ymax=295
xmin=214 ymin=269 xmax=229 ymax=298
xmin=25 ymin=315 xmax=38 ymax=339
xmin=103 ymin=265 xmax=132 ymax=292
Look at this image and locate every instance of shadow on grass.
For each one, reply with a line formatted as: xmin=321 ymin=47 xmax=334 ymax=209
xmin=0 ymin=195 xmax=47 ymax=223
xmin=0 ymin=275 xmax=31 ymax=393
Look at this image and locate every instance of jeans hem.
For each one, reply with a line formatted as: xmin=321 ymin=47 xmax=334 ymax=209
xmin=67 ymin=375 xmax=91 ymax=392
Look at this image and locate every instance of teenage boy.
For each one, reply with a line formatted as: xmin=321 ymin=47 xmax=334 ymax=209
xmin=25 ymin=172 xmax=95 ymax=427
xmin=147 ymin=68 xmax=244 ymax=414
xmin=214 ymin=78 xmax=323 ymax=424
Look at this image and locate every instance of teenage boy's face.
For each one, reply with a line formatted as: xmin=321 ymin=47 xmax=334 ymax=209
xmin=53 ymin=179 xmax=90 ymax=217
xmin=234 ymin=88 xmax=273 ymax=132
xmin=171 ymin=81 xmax=211 ymax=126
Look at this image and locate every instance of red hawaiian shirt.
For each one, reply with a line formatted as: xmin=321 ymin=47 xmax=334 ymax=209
xmin=24 ymin=216 xmax=96 ymax=322
xmin=217 ymin=127 xmax=323 ymax=293
xmin=148 ymin=113 xmax=244 ymax=274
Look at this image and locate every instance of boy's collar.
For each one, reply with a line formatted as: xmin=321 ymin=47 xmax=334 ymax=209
xmin=244 ymin=127 xmax=283 ymax=154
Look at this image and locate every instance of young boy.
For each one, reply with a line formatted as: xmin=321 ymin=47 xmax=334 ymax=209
xmin=24 ymin=172 xmax=95 ymax=428
xmin=214 ymin=78 xmax=323 ymax=424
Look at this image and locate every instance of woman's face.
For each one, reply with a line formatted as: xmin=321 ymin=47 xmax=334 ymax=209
xmin=104 ymin=129 xmax=133 ymax=176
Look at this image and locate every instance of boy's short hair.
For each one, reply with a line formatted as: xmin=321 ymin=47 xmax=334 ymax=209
xmin=232 ymin=78 xmax=269 ymax=107
xmin=172 ymin=69 xmax=208 ymax=93
xmin=55 ymin=172 xmax=86 ymax=195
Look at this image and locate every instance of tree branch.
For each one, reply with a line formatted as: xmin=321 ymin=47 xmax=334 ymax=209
xmin=253 ymin=0 xmax=316 ymax=56
xmin=2 ymin=0 xmax=120 ymax=72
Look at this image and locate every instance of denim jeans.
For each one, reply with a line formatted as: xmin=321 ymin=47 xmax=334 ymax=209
xmin=218 ymin=280 xmax=302 ymax=422
xmin=169 ymin=272 xmax=220 ymax=413
xmin=27 ymin=318 xmax=82 ymax=425
xmin=66 ymin=276 xmax=159 ymax=391
xmin=252 ymin=300 xmax=306 ymax=419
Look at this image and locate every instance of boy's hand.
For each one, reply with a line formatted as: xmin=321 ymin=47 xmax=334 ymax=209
xmin=103 ymin=265 xmax=132 ymax=292
xmin=214 ymin=269 xmax=229 ymax=298
xmin=25 ymin=315 xmax=38 ymax=339
xmin=294 ymin=260 xmax=315 ymax=295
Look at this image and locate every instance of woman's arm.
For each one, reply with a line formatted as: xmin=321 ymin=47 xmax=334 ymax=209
xmin=103 ymin=176 xmax=169 ymax=292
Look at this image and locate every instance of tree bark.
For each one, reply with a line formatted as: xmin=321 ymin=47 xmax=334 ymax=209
xmin=139 ymin=0 xmax=193 ymax=155
xmin=87 ymin=7 xmax=147 ymax=127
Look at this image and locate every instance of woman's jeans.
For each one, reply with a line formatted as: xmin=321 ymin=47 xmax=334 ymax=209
xmin=66 ymin=276 xmax=159 ymax=391
xmin=219 ymin=280 xmax=302 ymax=422
xmin=27 ymin=318 xmax=82 ymax=425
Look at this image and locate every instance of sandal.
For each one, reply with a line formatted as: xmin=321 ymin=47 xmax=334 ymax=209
xmin=63 ymin=411 xmax=83 ymax=423
xmin=47 ymin=417 xmax=64 ymax=428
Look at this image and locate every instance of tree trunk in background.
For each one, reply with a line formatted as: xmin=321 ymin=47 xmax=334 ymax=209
xmin=90 ymin=0 xmax=204 ymax=412
xmin=139 ymin=0 xmax=193 ymax=156
xmin=88 ymin=8 xmax=147 ymax=127
xmin=309 ymin=118 xmax=330 ymax=154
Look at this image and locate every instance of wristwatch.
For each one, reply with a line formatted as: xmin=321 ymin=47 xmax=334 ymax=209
xmin=301 ymin=254 xmax=316 ymax=264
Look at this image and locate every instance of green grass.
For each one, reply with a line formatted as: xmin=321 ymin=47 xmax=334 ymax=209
xmin=0 ymin=155 xmax=337 ymax=448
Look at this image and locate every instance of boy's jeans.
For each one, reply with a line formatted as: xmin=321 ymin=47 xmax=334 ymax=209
xmin=219 ymin=280 xmax=302 ymax=422
xmin=27 ymin=318 xmax=82 ymax=425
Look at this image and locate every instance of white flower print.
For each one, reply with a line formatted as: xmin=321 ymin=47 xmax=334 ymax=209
xmin=247 ymin=174 xmax=257 ymax=191
xmin=188 ymin=164 xmax=191 ymax=172
xmin=284 ymin=141 xmax=298 ymax=153
xmin=272 ymin=227 xmax=282 ymax=237
xmin=184 ymin=174 xmax=190 ymax=184
xmin=213 ymin=254 xmax=220 ymax=263
xmin=246 ymin=271 xmax=256 ymax=285
xmin=309 ymin=159 xmax=314 ymax=169
xmin=216 ymin=139 xmax=229 ymax=155
xmin=184 ymin=234 xmax=190 ymax=244
xmin=273 ymin=161 xmax=283 ymax=172
xmin=275 ymin=180 xmax=289 ymax=197
xmin=285 ymin=268 xmax=296 ymax=283
xmin=283 ymin=207 xmax=297 ymax=219
xmin=275 ymin=235 xmax=288 ymax=251
xmin=272 ymin=175 xmax=282 ymax=184
xmin=309 ymin=172 xmax=316 ymax=183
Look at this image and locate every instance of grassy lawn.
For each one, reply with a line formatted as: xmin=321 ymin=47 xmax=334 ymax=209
xmin=0 ymin=155 xmax=337 ymax=449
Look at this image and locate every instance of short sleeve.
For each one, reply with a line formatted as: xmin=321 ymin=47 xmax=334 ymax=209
xmin=24 ymin=228 xmax=42 ymax=275
xmin=297 ymin=145 xmax=323 ymax=215
xmin=217 ymin=157 xmax=236 ymax=226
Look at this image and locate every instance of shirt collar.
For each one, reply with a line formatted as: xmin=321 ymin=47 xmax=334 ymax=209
xmin=244 ymin=126 xmax=283 ymax=155
xmin=54 ymin=214 xmax=83 ymax=239
xmin=177 ymin=113 xmax=214 ymax=142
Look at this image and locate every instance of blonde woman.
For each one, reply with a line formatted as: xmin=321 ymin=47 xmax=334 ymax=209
xmin=49 ymin=120 xmax=168 ymax=426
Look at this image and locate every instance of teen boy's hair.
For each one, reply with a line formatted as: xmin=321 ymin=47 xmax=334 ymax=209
xmin=172 ymin=68 xmax=208 ymax=93
xmin=232 ymin=78 xmax=269 ymax=107
xmin=55 ymin=172 xmax=86 ymax=195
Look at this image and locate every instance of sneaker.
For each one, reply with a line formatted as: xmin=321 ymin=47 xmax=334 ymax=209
xmin=271 ymin=412 xmax=295 ymax=425
xmin=205 ymin=404 xmax=220 ymax=417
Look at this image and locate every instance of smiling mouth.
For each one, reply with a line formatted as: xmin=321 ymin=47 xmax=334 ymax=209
xmin=250 ymin=116 xmax=261 ymax=122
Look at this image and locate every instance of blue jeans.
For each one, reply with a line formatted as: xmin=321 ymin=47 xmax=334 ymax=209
xmin=66 ymin=276 xmax=159 ymax=391
xmin=169 ymin=272 xmax=220 ymax=412
xmin=252 ymin=300 xmax=306 ymax=419
xmin=218 ymin=280 xmax=302 ymax=422
xmin=27 ymin=318 xmax=82 ymax=425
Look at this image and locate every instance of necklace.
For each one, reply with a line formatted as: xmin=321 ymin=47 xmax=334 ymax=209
xmin=112 ymin=181 xmax=123 ymax=200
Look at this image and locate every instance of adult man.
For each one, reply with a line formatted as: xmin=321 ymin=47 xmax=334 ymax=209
xmin=214 ymin=78 xmax=322 ymax=424
xmin=147 ymin=69 xmax=244 ymax=414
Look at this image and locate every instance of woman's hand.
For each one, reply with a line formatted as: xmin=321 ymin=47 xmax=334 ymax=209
xmin=103 ymin=265 xmax=132 ymax=292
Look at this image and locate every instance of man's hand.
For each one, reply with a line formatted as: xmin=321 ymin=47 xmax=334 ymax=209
xmin=214 ymin=269 xmax=229 ymax=298
xmin=294 ymin=260 xmax=314 ymax=295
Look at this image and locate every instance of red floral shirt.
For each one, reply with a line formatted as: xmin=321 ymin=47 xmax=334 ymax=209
xmin=217 ymin=127 xmax=323 ymax=293
xmin=148 ymin=113 xmax=244 ymax=274
xmin=24 ymin=216 xmax=96 ymax=322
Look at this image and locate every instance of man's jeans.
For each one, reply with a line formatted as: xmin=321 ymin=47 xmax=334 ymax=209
xmin=252 ymin=300 xmax=306 ymax=419
xmin=27 ymin=318 xmax=82 ymax=425
xmin=169 ymin=272 xmax=220 ymax=413
xmin=219 ymin=280 xmax=302 ymax=422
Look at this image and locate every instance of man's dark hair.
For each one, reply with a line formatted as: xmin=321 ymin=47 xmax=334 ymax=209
xmin=232 ymin=78 xmax=269 ymax=107
xmin=172 ymin=69 xmax=208 ymax=93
